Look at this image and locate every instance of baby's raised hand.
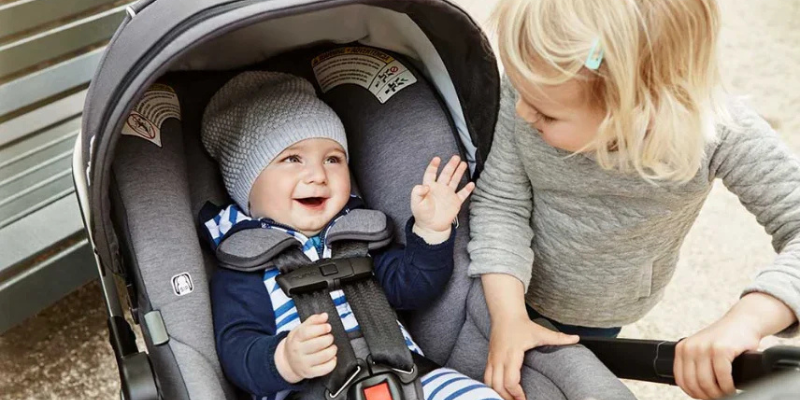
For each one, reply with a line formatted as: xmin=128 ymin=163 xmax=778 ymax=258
xmin=275 ymin=313 xmax=338 ymax=384
xmin=410 ymin=156 xmax=475 ymax=244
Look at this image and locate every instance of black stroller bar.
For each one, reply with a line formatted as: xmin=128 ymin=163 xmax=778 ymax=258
xmin=580 ymin=337 xmax=800 ymax=389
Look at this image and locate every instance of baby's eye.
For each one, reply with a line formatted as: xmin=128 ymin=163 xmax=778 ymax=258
xmin=325 ymin=155 xmax=343 ymax=164
xmin=282 ymin=155 xmax=301 ymax=163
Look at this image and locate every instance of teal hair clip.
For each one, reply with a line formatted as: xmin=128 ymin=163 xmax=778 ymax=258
xmin=585 ymin=38 xmax=604 ymax=70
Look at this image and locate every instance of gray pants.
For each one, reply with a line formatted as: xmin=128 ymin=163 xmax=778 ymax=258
xmin=444 ymin=280 xmax=638 ymax=400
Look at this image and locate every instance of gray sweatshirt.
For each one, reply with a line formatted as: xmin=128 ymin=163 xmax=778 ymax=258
xmin=468 ymin=77 xmax=800 ymax=332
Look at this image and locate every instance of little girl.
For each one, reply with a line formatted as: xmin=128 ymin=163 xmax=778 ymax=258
xmin=468 ymin=1 xmax=800 ymax=399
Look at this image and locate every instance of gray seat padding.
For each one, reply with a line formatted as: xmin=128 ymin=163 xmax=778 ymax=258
xmin=111 ymin=111 xmax=237 ymax=399
xmin=111 ymin=44 xmax=635 ymax=400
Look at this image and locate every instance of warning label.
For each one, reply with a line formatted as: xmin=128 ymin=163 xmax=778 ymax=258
xmin=311 ymin=47 xmax=417 ymax=103
xmin=121 ymin=84 xmax=181 ymax=147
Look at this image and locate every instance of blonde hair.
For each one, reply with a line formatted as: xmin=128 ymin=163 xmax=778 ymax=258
xmin=494 ymin=0 xmax=730 ymax=182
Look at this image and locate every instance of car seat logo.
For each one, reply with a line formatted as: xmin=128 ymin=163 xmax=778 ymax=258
xmin=171 ymin=273 xmax=194 ymax=296
xmin=126 ymin=111 xmax=157 ymax=139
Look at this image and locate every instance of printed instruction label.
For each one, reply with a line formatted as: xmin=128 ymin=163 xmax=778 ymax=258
xmin=311 ymin=47 xmax=417 ymax=103
xmin=121 ymin=83 xmax=181 ymax=147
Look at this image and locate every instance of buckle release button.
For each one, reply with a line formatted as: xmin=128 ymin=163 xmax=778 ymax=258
xmin=363 ymin=382 xmax=392 ymax=400
xmin=320 ymin=264 xmax=339 ymax=276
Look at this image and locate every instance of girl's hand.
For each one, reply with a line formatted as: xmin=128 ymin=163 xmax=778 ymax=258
xmin=275 ymin=313 xmax=338 ymax=383
xmin=675 ymin=292 xmax=796 ymax=399
xmin=410 ymin=156 xmax=475 ymax=244
xmin=485 ymin=316 xmax=579 ymax=400
xmin=674 ymin=314 xmax=760 ymax=399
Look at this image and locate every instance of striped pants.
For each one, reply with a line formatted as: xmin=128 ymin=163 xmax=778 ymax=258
xmin=422 ymin=368 xmax=502 ymax=400
xmin=257 ymin=368 xmax=502 ymax=400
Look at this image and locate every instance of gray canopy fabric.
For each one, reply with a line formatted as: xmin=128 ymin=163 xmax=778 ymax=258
xmin=75 ymin=0 xmax=500 ymax=274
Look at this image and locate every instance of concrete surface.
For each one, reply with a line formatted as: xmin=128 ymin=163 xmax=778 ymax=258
xmin=1 ymin=0 xmax=798 ymax=399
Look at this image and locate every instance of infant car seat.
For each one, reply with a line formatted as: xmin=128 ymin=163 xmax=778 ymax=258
xmin=73 ymin=1 xmax=800 ymax=399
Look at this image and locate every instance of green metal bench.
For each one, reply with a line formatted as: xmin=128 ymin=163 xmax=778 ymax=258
xmin=0 ymin=0 xmax=131 ymax=333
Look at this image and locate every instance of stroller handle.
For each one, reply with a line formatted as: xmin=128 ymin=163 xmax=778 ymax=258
xmin=579 ymin=337 xmax=800 ymax=388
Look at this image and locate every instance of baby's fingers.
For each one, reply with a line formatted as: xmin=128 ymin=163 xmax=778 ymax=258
xmin=412 ymin=184 xmax=430 ymax=201
xmin=457 ymin=182 xmax=475 ymax=202
xmin=306 ymin=344 xmax=338 ymax=367
xmin=302 ymin=333 xmax=335 ymax=353
xmin=309 ymin=356 xmax=338 ymax=378
xmin=437 ymin=156 xmax=461 ymax=186
xmin=449 ymin=161 xmax=469 ymax=189
xmin=422 ymin=157 xmax=441 ymax=185
xmin=296 ymin=314 xmax=331 ymax=341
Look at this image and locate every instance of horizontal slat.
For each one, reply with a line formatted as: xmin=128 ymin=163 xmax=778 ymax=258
xmin=0 ymin=0 xmax=122 ymax=41
xmin=0 ymin=107 xmax=80 ymax=228
xmin=0 ymin=170 xmax=73 ymax=226
xmin=0 ymin=91 xmax=84 ymax=147
xmin=0 ymin=5 xmax=125 ymax=79
xmin=0 ymin=239 xmax=93 ymax=334
xmin=0 ymin=128 xmax=79 ymax=183
xmin=0 ymin=115 xmax=80 ymax=162
xmin=0 ymin=149 xmax=72 ymax=196
xmin=0 ymin=47 xmax=102 ymax=118
xmin=0 ymin=194 xmax=84 ymax=272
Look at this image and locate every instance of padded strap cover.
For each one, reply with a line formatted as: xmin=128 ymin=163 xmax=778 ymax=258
xmin=327 ymin=209 xmax=393 ymax=249
xmin=216 ymin=208 xmax=393 ymax=272
xmin=216 ymin=229 xmax=299 ymax=271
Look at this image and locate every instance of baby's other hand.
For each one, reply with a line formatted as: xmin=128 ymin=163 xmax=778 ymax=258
xmin=411 ymin=156 xmax=475 ymax=244
xmin=275 ymin=313 xmax=338 ymax=384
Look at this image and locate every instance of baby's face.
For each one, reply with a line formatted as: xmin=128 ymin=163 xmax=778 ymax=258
xmin=249 ymin=138 xmax=350 ymax=237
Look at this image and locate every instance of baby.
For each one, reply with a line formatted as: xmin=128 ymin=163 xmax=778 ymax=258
xmin=199 ymin=71 xmax=501 ymax=400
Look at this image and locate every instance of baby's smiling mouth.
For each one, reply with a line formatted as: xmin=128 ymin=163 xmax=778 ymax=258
xmin=295 ymin=197 xmax=327 ymax=207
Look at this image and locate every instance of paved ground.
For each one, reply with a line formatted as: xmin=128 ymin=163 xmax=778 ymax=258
xmin=1 ymin=1 xmax=798 ymax=399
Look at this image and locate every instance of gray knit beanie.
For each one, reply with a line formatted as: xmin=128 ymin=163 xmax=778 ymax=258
xmin=201 ymin=71 xmax=348 ymax=214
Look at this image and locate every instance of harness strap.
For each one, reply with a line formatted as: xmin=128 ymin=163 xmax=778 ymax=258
xmin=291 ymin=289 xmax=362 ymax=397
xmin=277 ymin=253 xmax=361 ymax=397
xmin=334 ymin=242 xmax=415 ymax=373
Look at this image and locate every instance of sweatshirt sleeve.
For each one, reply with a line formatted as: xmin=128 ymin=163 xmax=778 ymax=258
xmin=371 ymin=218 xmax=456 ymax=311
xmin=211 ymin=267 xmax=306 ymax=395
xmin=710 ymin=98 xmax=800 ymax=337
xmin=466 ymin=75 xmax=536 ymax=290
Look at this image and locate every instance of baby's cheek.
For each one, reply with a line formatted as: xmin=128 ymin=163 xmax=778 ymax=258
xmin=254 ymin=195 xmax=290 ymax=221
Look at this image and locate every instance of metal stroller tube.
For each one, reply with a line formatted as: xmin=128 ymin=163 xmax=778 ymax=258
xmin=580 ymin=337 xmax=800 ymax=391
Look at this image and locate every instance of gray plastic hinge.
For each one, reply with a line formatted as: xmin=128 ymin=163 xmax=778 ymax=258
xmin=144 ymin=311 xmax=169 ymax=346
